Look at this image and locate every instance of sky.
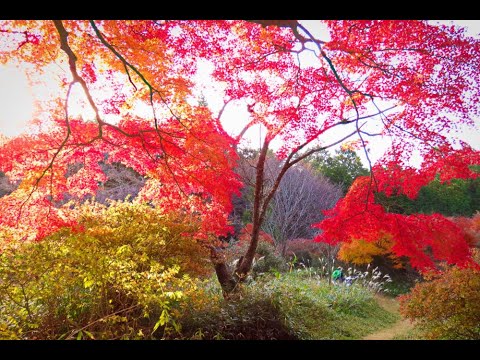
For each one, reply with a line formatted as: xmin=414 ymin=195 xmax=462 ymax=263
xmin=0 ymin=65 xmax=34 ymax=137
xmin=0 ymin=20 xmax=479 ymax=166
xmin=195 ymin=20 xmax=480 ymax=166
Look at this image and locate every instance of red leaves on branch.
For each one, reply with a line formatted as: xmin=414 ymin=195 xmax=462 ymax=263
xmin=81 ymin=63 xmax=97 ymax=83
xmin=0 ymin=20 xmax=479 ymax=260
xmin=314 ymin=146 xmax=480 ymax=271
xmin=376 ymin=143 xmax=480 ymax=199
xmin=0 ymin=111 xmax=241 ymax=245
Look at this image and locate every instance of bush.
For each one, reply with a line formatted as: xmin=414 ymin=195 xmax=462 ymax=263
xmin=252 ymin=241 xmax=288 ymax=275
xmin=173 ymin=277 xmax=295 ymax=340
xmin=399 ymin=251 xmax=480 ymax=339
xmin=223 ymin=238 xmax=288 ymax=278
xmin=285 ymin=238 xmax=339 ymax=269
xmin=449 ymin=212 xmax=480 ymax=247
xmin=0 ymin=202 xmax=209 ymax=339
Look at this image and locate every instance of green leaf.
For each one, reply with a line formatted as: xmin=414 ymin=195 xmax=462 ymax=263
xmin=159 ymin=309 xmax=169 ymax=325
xmin=152 ymin=309 xmax=169 ymax=334
xmin=83 ymin=330 xmax=95 ymax=340
xmin=152 ymin=320 xmax=161 ymax=334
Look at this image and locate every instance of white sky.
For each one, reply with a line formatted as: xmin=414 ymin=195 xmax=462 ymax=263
xmin=202 ymin=20 xmax=480 ymax=167
xmin=0 ymin=20 xmax=479 ymax=167
xmin=0 ymin=64 xmax=34 ymax=137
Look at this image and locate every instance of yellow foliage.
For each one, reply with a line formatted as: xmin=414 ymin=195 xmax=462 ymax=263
xmin=78 ymin=201 xmax=212 ymax=277
xmin=338 ymin=234 xmax=403 ymax=268
xmin=0 ymin=201 xmax=212 ymax=339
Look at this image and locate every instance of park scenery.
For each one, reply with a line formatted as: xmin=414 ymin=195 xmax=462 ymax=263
xmin=0 ymin=20 xmax=479 ymax=340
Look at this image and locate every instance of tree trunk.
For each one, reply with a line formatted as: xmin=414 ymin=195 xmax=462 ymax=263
xmin=235 ymin=223 xmax=261 ymax=279
xmin=210 ymin=247 xmax=239 ymax=298
xmin=234 ymin=139 xmax=269 ymax=280
xmin=281 ymin=241 xmax=287 ymax=258
xmin=213 ymin=261 xmax=237 ymax=295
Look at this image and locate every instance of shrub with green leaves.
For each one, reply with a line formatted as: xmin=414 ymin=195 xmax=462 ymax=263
xmin=251 ymin=241 xmax=288 ymax=275
xmin=173 ymin=277 xmax=295 ymax=340
xmin=0 ymin=202 xmax=209 ymax=339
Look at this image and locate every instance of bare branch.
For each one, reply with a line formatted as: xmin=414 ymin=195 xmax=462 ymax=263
xmin=53 ymin=20 xmax=105 ymax=131
xmin=261 ymin=160 xmax=342 ymax=248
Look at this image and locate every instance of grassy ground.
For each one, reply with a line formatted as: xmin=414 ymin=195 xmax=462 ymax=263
xmin=269 ymin=273 xmax=399 ymax=339
xmin=174 ymin=270 xmax=399 ymax=340
xmin=392 ymin=327 xmax=426 ymax=340
xmin=362 ymin=295 xmax=416 ymax=340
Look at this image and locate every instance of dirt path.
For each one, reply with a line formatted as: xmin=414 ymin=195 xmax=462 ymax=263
xmin=362 ymin=295 xmax=414 ymax=340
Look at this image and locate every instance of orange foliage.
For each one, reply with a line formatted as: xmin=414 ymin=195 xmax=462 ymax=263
xmin=338 ymin=234 xmax=403 ymax=268
xmin=399 ymin=250 xmax=480 ymax=339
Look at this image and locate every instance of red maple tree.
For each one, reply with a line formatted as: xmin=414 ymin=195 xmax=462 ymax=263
xmin=313 ymin=145 xmax=480 ymax=271
xmin=0 ymin=20 xmax=479 ymax=293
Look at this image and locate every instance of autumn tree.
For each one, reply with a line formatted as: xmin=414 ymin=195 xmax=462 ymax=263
xmin=314 ymin=145 xmax=480 ymax=271
xmin=1 ymin=20 xmax=480 ymax=295
xmin=332 ymin=170 xmax=480 ymax=270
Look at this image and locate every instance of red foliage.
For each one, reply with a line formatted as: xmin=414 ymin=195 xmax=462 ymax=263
xmin=0 ymin=112 xmax=241 ymax=245
xmin=1 ymin=20 xmax=480 ymax=259
xmin=314 ymin=146 xmax=480 ymax=271
xmin=238 ymin=223 xmax=274 ymax=246
xmin=449 ymin=214 xmax=480 ymax=247
xmin=375 ymin=143 xmax=480 ymax=199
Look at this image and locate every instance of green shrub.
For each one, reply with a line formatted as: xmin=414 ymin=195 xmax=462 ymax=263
xmin=173 ymin=277 xmax=296 ymax=340
xmin=252 ymin=241 xmax=288 ymax=275
xmin=0 ymin=202 xmax=208 ymax=340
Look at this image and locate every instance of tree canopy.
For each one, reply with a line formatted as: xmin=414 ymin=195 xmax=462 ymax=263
xmin=308 ymin=149 xmax=369 ymax=194
xmin=1 ymin=20 xmax=479 ymax=291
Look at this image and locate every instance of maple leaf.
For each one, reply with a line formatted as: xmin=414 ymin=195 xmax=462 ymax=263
xmin=1 ymin=20 xmax=479 ymax=291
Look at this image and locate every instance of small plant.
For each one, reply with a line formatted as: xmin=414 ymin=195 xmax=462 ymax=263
xmin=399 ymin=251 xmax=480 ymax=340
xmin=344 ymin=264 xmax=393 ymax=294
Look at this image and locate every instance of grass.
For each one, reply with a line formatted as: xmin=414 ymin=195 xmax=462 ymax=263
xmin=174 ymin=269 xmax=399 ymax=340
xmin=392 ymin=327 xmax=426 ymax=340
xmin=267 ymin=271 xmax=399 ymax=339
